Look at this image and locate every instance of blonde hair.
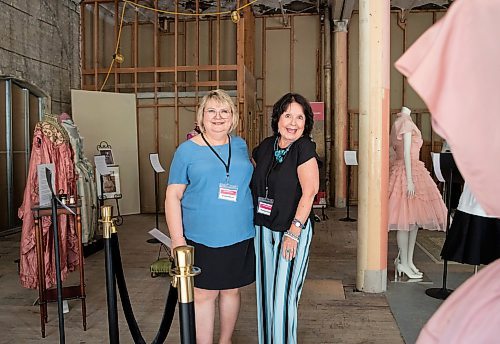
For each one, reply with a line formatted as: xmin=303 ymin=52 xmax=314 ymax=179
xmin=196 ymin=89 xmax=238 ymax=133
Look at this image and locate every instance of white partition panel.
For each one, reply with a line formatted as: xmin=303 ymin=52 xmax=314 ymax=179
xmin=71 ymin=90 xmax=140 ymax=215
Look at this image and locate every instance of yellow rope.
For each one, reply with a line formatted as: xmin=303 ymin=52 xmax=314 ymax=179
xmin=100 ymin=1 xmax=127 ymax=91
xmin=99 ymin=0 xmax=258 ymax=91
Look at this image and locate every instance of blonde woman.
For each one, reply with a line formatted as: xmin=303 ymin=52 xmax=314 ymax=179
xmin=165 ymin=89 xmax=255 ymax=344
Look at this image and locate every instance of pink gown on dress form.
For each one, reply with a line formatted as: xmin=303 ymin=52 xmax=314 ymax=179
xmin=18 ymin=121 xmax=79 ymax=289
xmin=388 ymin=114 xmax=447 ymax=231
xmin=395 ymin=0 xmax=500 ymax=217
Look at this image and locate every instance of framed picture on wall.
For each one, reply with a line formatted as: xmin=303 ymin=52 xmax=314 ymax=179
xmin=96 ymin=166 xmax=121 ymax=198
xmin=98 ymin=148 xmax=115 ymax=166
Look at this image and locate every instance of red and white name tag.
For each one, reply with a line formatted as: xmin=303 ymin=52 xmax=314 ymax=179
xmin=257 ymin=197 xmax=274 ymax=216
xmin=218 ymin=183 xmax=238 ymax=202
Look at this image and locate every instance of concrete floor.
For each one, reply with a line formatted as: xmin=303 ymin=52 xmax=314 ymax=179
xmin=0 ymin=208 xmax=474 ymax=343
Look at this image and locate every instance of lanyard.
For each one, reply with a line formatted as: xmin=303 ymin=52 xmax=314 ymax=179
xmin=201 ymin=133 xmax=232 ymax=182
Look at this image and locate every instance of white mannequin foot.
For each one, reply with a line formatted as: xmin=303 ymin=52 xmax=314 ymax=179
xmin=397 ymin=263 xmax=423 ymax=279
xmin=409 ymin=262 xmax=421 ymax=275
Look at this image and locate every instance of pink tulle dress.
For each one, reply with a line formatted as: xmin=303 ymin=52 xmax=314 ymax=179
xmin=388 ymin=114 xmax=447 ymax=231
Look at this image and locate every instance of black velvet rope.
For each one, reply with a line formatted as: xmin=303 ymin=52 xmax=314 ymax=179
xmin=111 ymin=234 xmax=178 ymax=344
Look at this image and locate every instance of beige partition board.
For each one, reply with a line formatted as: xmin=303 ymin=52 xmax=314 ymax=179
xmin=71 ymin=90 xmax=140 ymax=215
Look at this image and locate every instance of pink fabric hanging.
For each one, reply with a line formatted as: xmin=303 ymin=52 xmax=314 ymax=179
xmin=395 ymin=0 xmax=500 ymax=217
xmin=18 ymin=121 xmax=79 ymax=289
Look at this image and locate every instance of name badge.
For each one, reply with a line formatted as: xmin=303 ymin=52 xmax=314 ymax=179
xmin=257 ymin=197 xmax=274 ymax=216
xmin=218 ymin=183 xmax=238 ymax=202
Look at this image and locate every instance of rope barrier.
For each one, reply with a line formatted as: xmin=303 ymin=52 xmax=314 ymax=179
xmin=101 ymin=205 xmax=190 ymax=344
xmin=112 ymin=233 xmax=178 ymax=344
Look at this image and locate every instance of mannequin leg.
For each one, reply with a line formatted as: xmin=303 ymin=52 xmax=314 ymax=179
xmin=396 ymin=231 xmax=422 ymax=279
xmin=407 ymin=229 xmax=421 ymax=274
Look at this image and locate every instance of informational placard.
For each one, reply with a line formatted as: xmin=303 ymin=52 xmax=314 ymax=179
xmin=149 ymin=153 xmax=165 ymax=173
xmin=344 ymin=150 xmax=358 ymax=166
xmin=37 ymin=163 xmax=55 ymax=207
xmin=148 ymin=228 xmax=172 ymax=249
xmin=431 ymin=152 xmax=445 ymax=182
xmin=94 ymin=155 xmax=111 ymax=176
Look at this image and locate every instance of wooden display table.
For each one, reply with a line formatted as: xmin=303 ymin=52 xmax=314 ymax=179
xmin=32 ymin=202 xmax=87 ymax=338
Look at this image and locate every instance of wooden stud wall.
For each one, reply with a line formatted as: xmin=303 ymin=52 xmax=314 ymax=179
xmin=81 ymin=0 xmax=256 ymax=213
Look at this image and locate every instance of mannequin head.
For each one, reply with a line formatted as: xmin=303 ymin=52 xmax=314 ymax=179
xmin=400 ymin=106 xmax=411 ymax=116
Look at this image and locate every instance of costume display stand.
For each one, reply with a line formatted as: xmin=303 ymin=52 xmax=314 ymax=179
xmin=33 ymin=168 xmax=86 ymax=339
xmin=425 ymin=152 xmax=463 ymax=300
xmin=340 ymin=150 xmax=358 ymax=222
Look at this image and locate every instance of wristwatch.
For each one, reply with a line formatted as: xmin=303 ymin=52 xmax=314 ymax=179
xmin=292 ymin=218 xmax=305 ymax=230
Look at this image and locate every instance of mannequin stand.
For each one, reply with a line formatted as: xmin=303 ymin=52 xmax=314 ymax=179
xmin=426 ymin=153 xmax=462 ymax=300
xmin=340 ymin=165 xmax=357 ymax=222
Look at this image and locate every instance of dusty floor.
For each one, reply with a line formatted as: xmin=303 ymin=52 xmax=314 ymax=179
xmin=0 ymin=208 xmax=473 ymax=343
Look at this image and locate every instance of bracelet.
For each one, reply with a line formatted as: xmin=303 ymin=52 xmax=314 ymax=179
xmin=284 ymin=231 xmax=300 ymax=242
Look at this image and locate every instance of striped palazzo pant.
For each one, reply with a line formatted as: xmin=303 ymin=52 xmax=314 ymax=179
xmin=254 ymin=221 xmax=313 ymax=344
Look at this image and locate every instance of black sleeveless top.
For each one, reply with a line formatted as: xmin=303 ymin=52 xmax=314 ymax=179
xmin=251 ymin=136 xmax=318 ymax=232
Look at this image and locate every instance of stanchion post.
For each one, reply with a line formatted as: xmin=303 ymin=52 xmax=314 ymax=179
xmin=101 ymin=205 xmax=119 ymax=343
xmin=171 ymin=246 xmax=200 ymax=344
xmin=51 ymin=192 xmax=66 ymax=344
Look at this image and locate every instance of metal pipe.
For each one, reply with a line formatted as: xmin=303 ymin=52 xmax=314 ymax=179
xmin=23 ymin=88 xmax=30 ymax=180
xmin=333 ymin=19 xmax=349 ymax=208
xmin=323 ymin=6 xmax=332 ymax=206
xmin=6 ymin=79 xmax=13 ymax=228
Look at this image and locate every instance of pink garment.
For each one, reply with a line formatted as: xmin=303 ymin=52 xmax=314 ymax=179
xmin=18 ymin=121 xmax=79 ymax=289
xmin=58 ymin=112 xmax=71 ymax=123
xmin=395 ymin=0 xmax=500 ymax=217
xmin=416 ymin=258 xmax=500 ymax=343
xmin=388 ymin=114 xmax=447 ymax=231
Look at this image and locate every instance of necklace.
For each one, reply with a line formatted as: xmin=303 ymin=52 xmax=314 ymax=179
xmin=274 ymin=136 xmax=291 ymax=163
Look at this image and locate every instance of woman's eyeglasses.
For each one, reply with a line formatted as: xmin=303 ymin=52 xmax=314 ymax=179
xmin=204 ymin=108 xmax=231 ymax=118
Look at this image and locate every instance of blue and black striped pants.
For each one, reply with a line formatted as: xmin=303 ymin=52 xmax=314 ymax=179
xmin=254 ymin=221 xmax=313 ymax=344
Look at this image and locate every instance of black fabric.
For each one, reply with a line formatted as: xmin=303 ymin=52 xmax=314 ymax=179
xmin=186 ymin=238 xmax=255 ymax=290
xmin=251 ymin=135 xmax=318 ymax=232
xmin=441 ymin=210 xmax=500 ymax=265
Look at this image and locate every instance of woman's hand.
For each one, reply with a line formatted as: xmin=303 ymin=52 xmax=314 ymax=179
xmin=282 ymin=231 xmax=299 ymax=261
xmin=407 ymin=179 xmax=415 ymax=198
xmin=171 ymin=236 xmax=187 ymax=252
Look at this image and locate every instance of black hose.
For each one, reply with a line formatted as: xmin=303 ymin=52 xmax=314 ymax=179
xmin=111 ymin=233 xmax=178 ymax=344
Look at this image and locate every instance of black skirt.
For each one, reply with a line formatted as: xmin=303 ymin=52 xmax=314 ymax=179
xmin=186 ymin=238 xmax=255 ymax=290
xmin=441 ymin=210 xmax=500 ymax=265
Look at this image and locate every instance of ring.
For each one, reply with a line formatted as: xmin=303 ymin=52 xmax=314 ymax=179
xmin=286 ymin=249 xmax=291 ymax=253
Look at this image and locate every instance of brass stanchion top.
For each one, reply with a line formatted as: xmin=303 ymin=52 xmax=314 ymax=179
xmin=101 ymin=205 xmax=113 ymax=220
xmin=174 ymin=246 xmax=194 ymax=270
xmin=99 ymin=206 xmax=115 ymax=238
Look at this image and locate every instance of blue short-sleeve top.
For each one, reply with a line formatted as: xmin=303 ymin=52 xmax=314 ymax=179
xmin=168 ymin=136 xmax=255 ymax=248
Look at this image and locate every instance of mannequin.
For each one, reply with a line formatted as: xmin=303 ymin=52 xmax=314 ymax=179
xmin=396 ymin=107 xmax=422 ymax=278
xmin=388 ymin=106 xmax=447 ymax=279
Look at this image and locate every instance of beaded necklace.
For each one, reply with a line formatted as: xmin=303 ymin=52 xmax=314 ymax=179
xmin=274 ymin=136 xmax=292 ymax=163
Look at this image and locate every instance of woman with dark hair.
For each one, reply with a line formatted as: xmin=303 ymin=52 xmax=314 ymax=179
xmin=251 ymin=92 xmax=320 ymax=343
